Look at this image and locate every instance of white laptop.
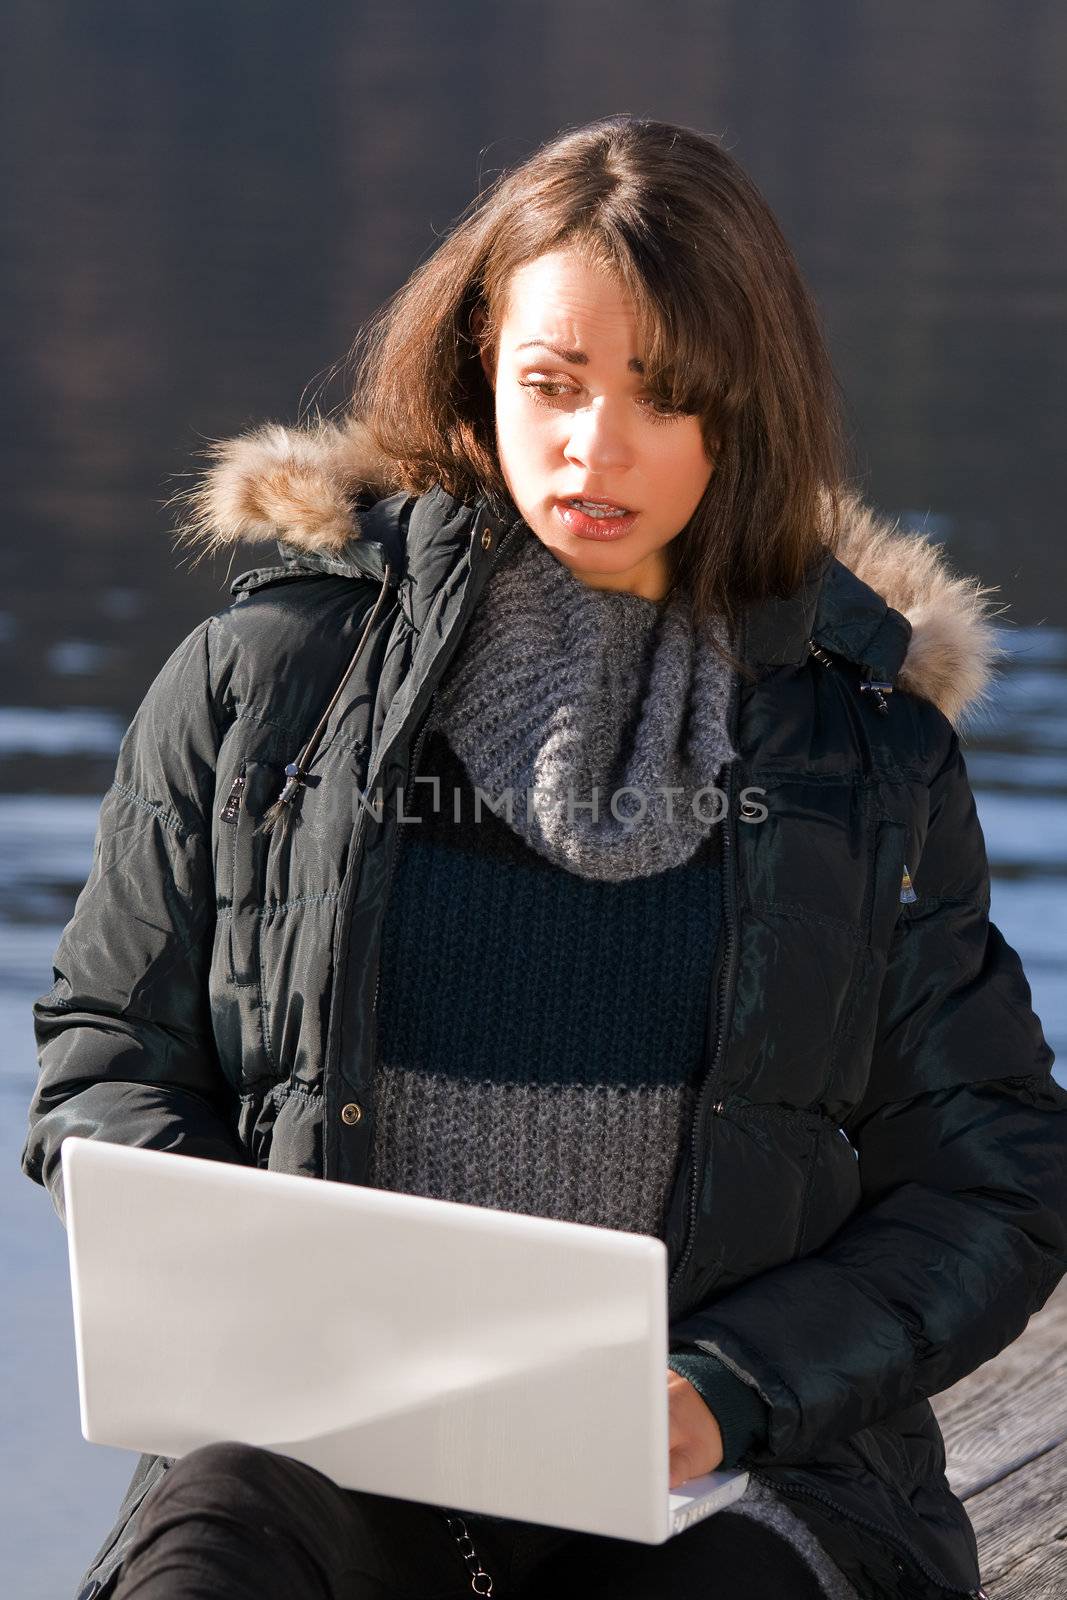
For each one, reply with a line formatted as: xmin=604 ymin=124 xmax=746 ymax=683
xmin=60 ymin=1137 xmax=750 ymax=1544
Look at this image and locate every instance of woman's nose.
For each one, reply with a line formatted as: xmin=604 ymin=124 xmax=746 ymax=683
xmin=563 ymin=401 xmax=634 ymax=474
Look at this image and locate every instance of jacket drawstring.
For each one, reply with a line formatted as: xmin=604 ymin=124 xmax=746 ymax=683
xmin=257 ymin=563 xmax=397 ymax=837
xmin=858 ymin=669 xmax=894 ymax=715
xmin=808 ymin=639 xmax=896 ymax=716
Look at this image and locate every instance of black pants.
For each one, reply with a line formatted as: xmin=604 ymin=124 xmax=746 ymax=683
xmin=108 ymin=1441 xmax=829 ymax=1599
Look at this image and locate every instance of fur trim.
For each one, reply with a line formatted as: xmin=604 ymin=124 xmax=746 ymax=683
xmin=831 ymin=488 xmax=1009 ymax=733
xmin=171 ymin=416 xmax=1008 ymax=728
xmin=169 ymin=414 xmax=400 ymax=562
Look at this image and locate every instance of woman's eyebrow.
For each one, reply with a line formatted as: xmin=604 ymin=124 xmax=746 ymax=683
xmin=514 ymin=339 xmax=645 ymax=374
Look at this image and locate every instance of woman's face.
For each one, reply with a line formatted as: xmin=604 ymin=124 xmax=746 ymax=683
xmin=480 ymin=248 xmax=716 ymax=602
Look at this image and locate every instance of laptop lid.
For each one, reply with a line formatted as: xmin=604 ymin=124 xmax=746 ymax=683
xmin=61 ymin=1137 xmax=748 ymax=1543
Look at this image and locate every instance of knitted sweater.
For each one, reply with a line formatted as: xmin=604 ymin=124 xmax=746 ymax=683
xmin=368 ymin=719 xmax=723 ymax=1242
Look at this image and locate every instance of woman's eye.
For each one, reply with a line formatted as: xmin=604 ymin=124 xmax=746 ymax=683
xmin=639 ymin=397 xmax=682 ymax=419
xmin=520 ymin=380 xmax=573 ymax=400
xmin=519 ymin=380 xmax=682 ymax=420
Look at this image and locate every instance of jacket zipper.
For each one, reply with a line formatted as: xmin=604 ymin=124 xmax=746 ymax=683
xmin=369 ymin=684 xmax=440 ymax=1028
xmin=325 ymin=518 xmax=521 ymax=1176
xmin=746 ymin=1469 xmax=972 ymax=1595
xmin=367 ymin=520 xmax=521 ymax=1027
xmin=666 ymin=677 xmax=740 ymax=1310
xmin=219 ymin=770 xmax=245 ymax=823
xmin=218 ymin=760 xmax=260 ymax=987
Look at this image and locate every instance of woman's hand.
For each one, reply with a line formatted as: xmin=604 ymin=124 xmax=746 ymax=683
xmin=668 ymin=1370 xmax=725 ymax=1488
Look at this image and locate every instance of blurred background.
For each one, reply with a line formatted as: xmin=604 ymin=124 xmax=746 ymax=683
xmin=3 ymin=3 xmax=1065 ymax=1594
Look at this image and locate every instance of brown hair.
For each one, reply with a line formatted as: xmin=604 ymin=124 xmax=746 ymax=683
xmin=350 ymin=114 xmax=848 ymax=659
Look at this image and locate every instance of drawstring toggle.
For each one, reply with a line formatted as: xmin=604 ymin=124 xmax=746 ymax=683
xmin=859 ymin=676 xmax=894 ymax=715
xmin=278 ymin=761 xmax=307 ymax=806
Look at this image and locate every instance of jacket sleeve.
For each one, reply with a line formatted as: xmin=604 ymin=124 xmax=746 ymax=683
xmin=666 ymin=1346 xmax=771 ymax=1466
xmin=21 ymin=617 xmax=246 ymax=1227
xmin=669 ymin=714 xmax=1067 ymax=1465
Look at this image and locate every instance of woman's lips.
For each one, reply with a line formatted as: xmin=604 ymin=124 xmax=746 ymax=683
xmin=553 ymin=499 xmax=639 ymax=541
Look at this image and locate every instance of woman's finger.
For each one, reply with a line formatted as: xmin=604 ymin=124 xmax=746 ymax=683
xmin=669 ymin=1447 xmax=696 ymax=1489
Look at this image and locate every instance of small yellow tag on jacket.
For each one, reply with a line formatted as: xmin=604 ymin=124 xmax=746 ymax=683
xmin=900 ymin=864 xmax=918 ymax=904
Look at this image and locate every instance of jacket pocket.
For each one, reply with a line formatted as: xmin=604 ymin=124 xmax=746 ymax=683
xmin=217 ymin=759 xmax=269 ymax=987
xmin=794 ymin=1117 xmax=864 ymax=1257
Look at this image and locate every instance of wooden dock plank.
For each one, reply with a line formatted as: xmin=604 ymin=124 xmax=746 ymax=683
xmin=974 ymin=1544 xmax=1067 ymax=1600
xmin=954 ymin=1439 xmax=1067 ymax=1598
xmin=931 ymin=1279 xmax=1067 ymax=1499
xmin=929 ymin=1279 xmax=1067 ymax=1596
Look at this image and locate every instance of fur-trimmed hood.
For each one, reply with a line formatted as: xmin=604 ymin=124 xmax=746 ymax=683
xmin=172 ymin=413 xmax=1008 ymax=733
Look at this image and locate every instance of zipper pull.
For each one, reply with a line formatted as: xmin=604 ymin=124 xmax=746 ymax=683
xmin=219 ymin=772 xmax=245 ymax=824
xmin=900 ymin=863 xmax=918 ymax=904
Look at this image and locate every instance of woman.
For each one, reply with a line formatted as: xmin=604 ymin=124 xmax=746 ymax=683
xmin=22 ymin=116 xmax=1066 ymax=1600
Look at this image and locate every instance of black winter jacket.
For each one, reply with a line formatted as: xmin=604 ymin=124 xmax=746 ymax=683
xmin=22 ymin=420 xmax=1067 ymax=1600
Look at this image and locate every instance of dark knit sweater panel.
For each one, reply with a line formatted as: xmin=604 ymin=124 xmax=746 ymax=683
xmin=367 ymin=721 xmax=721 ymax=1242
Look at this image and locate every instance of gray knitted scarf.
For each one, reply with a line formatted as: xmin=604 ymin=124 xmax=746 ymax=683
xmin=431 ymin=529 xmax=739 ymax=881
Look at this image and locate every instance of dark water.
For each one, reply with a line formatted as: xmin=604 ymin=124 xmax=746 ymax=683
xmin=3 ymin=5 xmax=1066 ymax=1594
